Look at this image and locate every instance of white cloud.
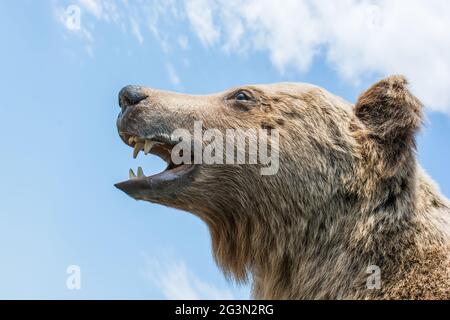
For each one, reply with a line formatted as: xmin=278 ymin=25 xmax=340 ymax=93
xmin=130 ymin=17 xmax=144 ymax=44
xmin=182 ymin=0 xmax=450 ymax=113
xmin=314 ymin=0 xmax=450 ymax=112
xmin=78 ymin=0 xmax=103 ymax=19
xmin=185 ymin=0 xmax=220 ymax=46
xmin=143 ymin=255 xmax=234 ymax=299
xmin=53 ymin=0 xmax=450 ymax=113
xmin=77 ymin=0 xmax=121 ymax=22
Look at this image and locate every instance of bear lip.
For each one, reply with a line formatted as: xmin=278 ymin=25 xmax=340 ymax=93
xmin=114 ymin=132 xmax=198 ymax=200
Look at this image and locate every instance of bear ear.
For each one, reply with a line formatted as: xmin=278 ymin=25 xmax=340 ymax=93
xmin=354 ymin=75 xmax=423 ymax=149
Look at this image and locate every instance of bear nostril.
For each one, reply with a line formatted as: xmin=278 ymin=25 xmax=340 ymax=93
xmin=118 ymin=85 xmax=148 ymax=111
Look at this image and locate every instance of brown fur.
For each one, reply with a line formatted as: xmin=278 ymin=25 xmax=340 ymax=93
xmin=116 ymin=75 xmax=450 ymax=299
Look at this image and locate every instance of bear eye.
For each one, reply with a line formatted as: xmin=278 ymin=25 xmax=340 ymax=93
xmin=235 ymin=91 xmax=251 ymax=101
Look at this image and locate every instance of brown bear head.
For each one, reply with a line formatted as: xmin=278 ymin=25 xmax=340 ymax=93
xmin=115 ymin=75 xmax=422 ymax=281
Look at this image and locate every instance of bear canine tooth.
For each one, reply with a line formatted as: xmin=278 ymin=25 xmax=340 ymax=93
xmin=133 ymin=142 xmax=143 ymax=158
xmin=128 ymin=137 xmax=135 ymax=144
xmin=137 ymin=166 xmax=144 ymax=178
xmin=129 ymin=168 xmax=136 ymax=179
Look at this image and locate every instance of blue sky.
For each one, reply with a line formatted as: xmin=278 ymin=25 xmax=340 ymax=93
xmin=0 ymin=0 xmax=449 ymax=299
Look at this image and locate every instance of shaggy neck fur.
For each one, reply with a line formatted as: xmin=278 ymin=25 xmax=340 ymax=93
xmin=206 ymin=160 xmax=449 ymax=299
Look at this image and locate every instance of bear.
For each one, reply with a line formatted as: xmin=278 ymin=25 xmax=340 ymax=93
xmin=115 ymin=75 xmax=450 ymax=299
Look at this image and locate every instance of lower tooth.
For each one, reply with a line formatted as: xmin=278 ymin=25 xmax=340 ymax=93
xmin=137 ymin=166 xmax=144 ymax=178
xmin=129 ymin=168 xmax=136 ymax=179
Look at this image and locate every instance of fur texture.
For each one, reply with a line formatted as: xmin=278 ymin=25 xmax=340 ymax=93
xmin=116 ymin=75 xmax=450 ymax=299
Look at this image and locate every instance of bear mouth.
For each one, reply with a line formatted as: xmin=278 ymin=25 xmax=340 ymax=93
xmin=114 ymin=132 xmax=197 ymax=200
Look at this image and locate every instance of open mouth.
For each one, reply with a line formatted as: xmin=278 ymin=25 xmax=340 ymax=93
xmin=114 ymin=132 xmax=197 ymax=199
xmin=126 ymin=133 xmax=195 ymax=180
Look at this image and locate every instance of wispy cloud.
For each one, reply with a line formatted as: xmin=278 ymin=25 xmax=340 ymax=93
xmin=185 ymin=0 xmax=220 ymax=46
xmin=142 ymin=254 xmax=235 ymax=300
xmin=52 ymin=0 xmax=450 ymax=114
xmin=78 ymin=0 xmax=103 ymax=19
xmin=130 ymin=17 xmax=144 ymax=44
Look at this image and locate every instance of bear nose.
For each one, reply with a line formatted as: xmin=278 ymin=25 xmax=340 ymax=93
xmin=118 ymin=85 xmax=148 ymax=112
